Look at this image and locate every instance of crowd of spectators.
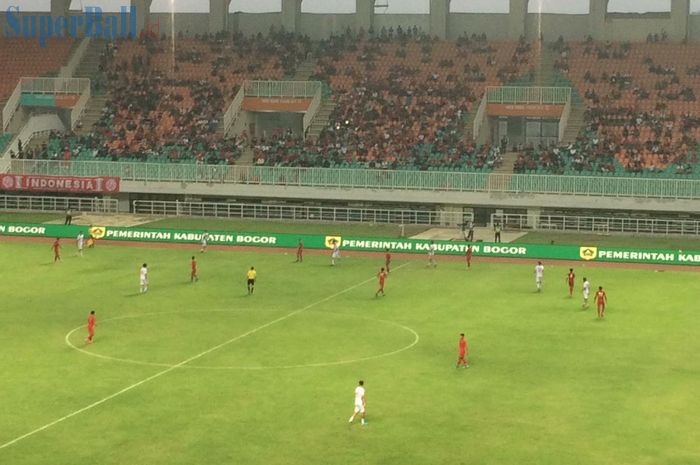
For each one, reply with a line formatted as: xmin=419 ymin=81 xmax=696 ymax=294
xmin=536 ymin=38 xmax=700 ymax=176
xmin=254 ymin=30 xmax=531 ymax=170
xmin=35 ymin=30 xmax=312 ymax=163
xmin=24 ymin=30 xmax=700 ymax=177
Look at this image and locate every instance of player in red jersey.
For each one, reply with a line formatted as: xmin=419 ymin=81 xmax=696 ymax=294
xmin=457 ymin=333 xmax=469 ymax=368
xmin=52 ymin=238 xmax=61 ymax=262
xmin=191 ymin=256 xmax=198 ymax=282
xmin=466 ymin=245 xmax=473 ymax=269
xmin=596 ymin=286 xmax=607 ymax=318
xmin=566 ymin=268 xmax=576 ymax=297
xmin=86 ymin=310 xmax=96 ymax=344
xmin=295 ymin=239 xmax=303 ymax=262
xmin=385 ymin=248 xmax=391 ymax=273
xmin=375 ymin=267 xmax=388 ymax=297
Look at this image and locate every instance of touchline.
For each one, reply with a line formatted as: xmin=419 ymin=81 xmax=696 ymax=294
xmin=4 ymin=5 xmax=137 ymax=47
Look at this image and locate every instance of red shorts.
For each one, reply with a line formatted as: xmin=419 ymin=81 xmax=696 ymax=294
xmin=459 ymin=351 xmax=466 ymax=358
xmin=88 ymin=327 xmax=95 ymax=335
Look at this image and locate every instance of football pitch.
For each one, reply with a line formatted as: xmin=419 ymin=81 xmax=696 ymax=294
xmin=0 ymin=239 xmax=698 ymax=465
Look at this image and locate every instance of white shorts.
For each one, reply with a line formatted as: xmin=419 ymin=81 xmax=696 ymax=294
xmin=535 ymin=276 xmax=543 ymax=283
xmin=583 ymin=290 xmax=590 ymax=299
xmin=201 ymin=240 xmax=207 ymax=247
xmin=354 ymin=403 xmax=365 ymax=414
xmin=140 ymin=278 xmax=148 ymax=286
xmin=428 ymin=252 xmax=435 ymax=258
xmin=332 ymin=251 xmax=340 ymax=258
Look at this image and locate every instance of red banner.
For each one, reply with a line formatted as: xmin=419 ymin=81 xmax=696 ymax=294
xmin=0 ymin=175 xmax=120 ymax=194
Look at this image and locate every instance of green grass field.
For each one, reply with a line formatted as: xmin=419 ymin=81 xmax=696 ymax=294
xmin=0 ymin=238 xmax=698 ymax=465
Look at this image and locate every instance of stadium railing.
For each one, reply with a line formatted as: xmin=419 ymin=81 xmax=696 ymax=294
xmin=491 ymin=213 xmax=700 ymax=236
xmin=243 ymin=80 xmax=322 ymax=98
xmin=9 ymin=160 xmax=700 ymax=200
xmin=486 ymin=86 xmax=572 ymax=105
xmin=0 ymin=195 xmax=118 ymax=213
xmin=133 ymin=200 xmax=474 ymax=226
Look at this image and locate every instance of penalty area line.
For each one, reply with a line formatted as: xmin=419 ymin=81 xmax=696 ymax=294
xmin=0 ymin=262 xmax=410 ymax=451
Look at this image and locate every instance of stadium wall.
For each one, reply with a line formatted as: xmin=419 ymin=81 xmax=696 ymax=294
xmin=115 ymin=181 xmax=700 ymax=214
xmin=150 ymin=13 xmax=210 ymax=36
xmin=230 ymin=12 xmax=283 ymax=36
xmin=372 ymin=14 xmax=431 ymax=33
xmin=2 ymin=9 xmax=700 ymax=42
xmin=688 ymin=14 xmax=700 ymax=40
xmin=446 ymin=14 xmax=511 ymax=40
xmin=299 ymin=14 xmax=356 ymax=40
xmin=523 ymin=14 xmax=592 ymax=41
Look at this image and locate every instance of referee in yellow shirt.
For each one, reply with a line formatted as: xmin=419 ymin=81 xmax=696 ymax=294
xmin=246 ymin=267 xmax=257 ymax=295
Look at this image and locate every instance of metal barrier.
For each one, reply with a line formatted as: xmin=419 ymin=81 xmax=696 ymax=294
xmin=20 ymin=77 xmax=90 ymax=94
xmin=223 ymin=86 xmax=245 ymax=137
xmin=2 ymin=77 xmax=91 ymax=132
xmin=243 ymin=80 xmax=322 ymax=98
xmin=0 ymin=195 xmax=118 ymax=213
xmin=9 ymin=159 xmax=700 ymax=200
xmin=133 ymin=200 xmax=474 ymax=226
xmin=303 ymin=85 xmax=323 ymax=135
xmin=486 ymin=86 xmax=572 ymax=104
xmin=491 ymin=212 xmax=700 ymax=236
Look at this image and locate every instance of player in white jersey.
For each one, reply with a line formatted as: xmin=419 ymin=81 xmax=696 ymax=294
xmin=348 ymin=380 xmax=366 ymax=425
xmin=200 ymin=231 xmax=209 ymax=253
xmin=428 ymin=241 xmax=437 ymax=267
xmin=331 ymin=240 xmax=341 ymax=266
xmin=139 ymin=263 xmax=149 ymax=293
xmin=534 ymin=261 xmax=544 ymax=292
xmin=582 ymin=277 xmax=591 ymax=308
xmin=76 ymin=231 xmax=84 ymax=257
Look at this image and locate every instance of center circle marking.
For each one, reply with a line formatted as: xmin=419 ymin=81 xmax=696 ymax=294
xmin=65 ymin=309 xmax=419 ymax=370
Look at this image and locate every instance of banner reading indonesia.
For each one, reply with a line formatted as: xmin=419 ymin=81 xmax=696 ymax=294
xmin=0 ymin=174 xmax=120 ymax=194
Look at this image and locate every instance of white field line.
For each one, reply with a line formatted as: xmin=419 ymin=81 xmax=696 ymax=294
xmin=0 ymin=263 xmax=410 ymax=451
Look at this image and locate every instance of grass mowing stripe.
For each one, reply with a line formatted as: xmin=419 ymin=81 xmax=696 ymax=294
xmin=0 ymin=262 xmax=410 ymax=451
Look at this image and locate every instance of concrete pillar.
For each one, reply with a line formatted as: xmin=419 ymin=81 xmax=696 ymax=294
xmin=526 ymin=207 xmax=541 ymax=228
xmin=209 ymin=0 xmax=231 ymax=34
xmin=670 ymin=0 xmax=690 ymax=41
xmin=429 ymin=0 xmax=449 ymax=39
xmin=281 ymin=0 xmax=301 ymax=34
xmin=440 ymin=205 xmax=462 ymax=227
xmin=51 ymin=0 xmax=71 ymax=17
xmin=130 ymin=0 xmax=152 ymax=36
xmin=355 ymin=0 xmax=375 ymax=34
xmin=588 ymin=0 xmax=608 ymax=41
xmin=508 ymin=0 xmax=527 ymax=40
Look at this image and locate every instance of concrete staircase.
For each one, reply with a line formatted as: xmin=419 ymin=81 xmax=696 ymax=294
xmin=494 ymin=151 xmax=518 ymax=174
xmin=237 ymin=147 xmax=256 ymax=166
xmin=305 ymin=99 xmax=336 ymax=141
xmin=72 ymin=39 xmax=108 ymax=134
xmin=534 ymin=46 xmax=557 ymax=87
xmin=561 ymin=102 xmax=586 ymax=144
xmin=485 ymin=151 xmax=518 ymax=190
xmin=293 ymin=57 xmax=317 ymax=81
xmin=75 ymin=95 xmax=108 ymax=136
xmin=463 ymin=111 xmax=475 ymax=141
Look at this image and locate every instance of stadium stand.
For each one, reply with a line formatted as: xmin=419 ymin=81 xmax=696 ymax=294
xmin=0 ymin=37 xmax=75 ymax=103
xmin=32 ymin=31 xmax=314 ymax=164
xmin=254 ymin=31 xmax=533 ymax=170
xmin=18 ymin=32 xmax=700 ymax=178
xmin=516 ymin=38 xmax=700 ymax=177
